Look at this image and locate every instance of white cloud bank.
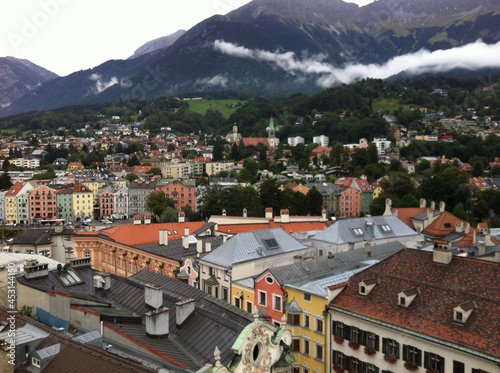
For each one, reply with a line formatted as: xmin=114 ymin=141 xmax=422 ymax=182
xmin=89 ymin=73 xmax=132 ymax=94
xmin=213 ymin=39 xmax=500 ymax=87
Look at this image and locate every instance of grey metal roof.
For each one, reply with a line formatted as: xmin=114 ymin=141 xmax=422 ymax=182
xmin=233 ymin=277 xmax=255 ymax=288
xmin=136 ymin=236 xmax=223 ymax=263
xmin=35 ymin=342 xmax=60 ymax=360
xmin=411 ymin=210 xmax=441 ymax=221
xmin=311 ymin=215 xmax=418 ymax=244
xmin=284 ymin=298 xmax=302 ymax=313
xmin=18 ymin=267 xmax=253 ymax=372
xmin=200 ymin=228 xmax=308 ymax=269
xmin=0 ymin=323 xmax=49 ymax=345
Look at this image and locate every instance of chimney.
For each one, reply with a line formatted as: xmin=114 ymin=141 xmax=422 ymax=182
xmin=265 ymin=207 xmax=273 ymax=219
xmin=477 ymin=240 xmax=486 ymax=256
xmin=439 ymin=201 xmax=445 ymax=212
xmin=222 ymin=235 xmax=227 ymax=243
xmin=465 ymin=222 xmax=470 ymax=234
xmin=327 ymin=252 xmax=335 ymax=268
xmin=348 ymin=242 xmax=355 ymax=251
xmin=145 ymin=284 xmax=163 ymax=309
xmin=433 ymin=240 xmax=452 ymax=265
xmin=183 ymin=227 xmax=190 ymax=249
xmin=419 ymin=198 xmax=426 ymax=208
xmin=383 ymin=198 xmax=392 ymax=216
xmin=159 ymin=229 xmax=169 ymax=246
xmin=364 ymin=241 xmax=372 ymax=257
xmin=133 ymin=215 xmax=142 ymax=225
xmin=455 ymin=222 xmax=464 ymax=233
xmin=205 ymin=242 xmax=212 ymax=252
xmin=24 ymin=260 xmax=49 ymax=279
xmin=322 ymin=208 xmax=327 ymax=220
xmin=431 ymin=201 xmax=435 ymax=210
xmin=144 ymin=214 xmax=151 ymax=224
xmin=145 ymin=307 xmax=169 ymax=337
xmin=427 ymin=208 xmax=433 ymax=222
xmin=197 ymin=239 xmax=202 ymax=253
xmin=178 ymin=211 xmax=185 ymax=223
xmin=222 ymin=209 xmax=226 ymax=216
xmin=175 ymin=299 xmax=195 ymax=326
xmin=280 ymin=209 xmax=290 ymax=223
xmin=243 ymin=208 xmax=248 ymax=218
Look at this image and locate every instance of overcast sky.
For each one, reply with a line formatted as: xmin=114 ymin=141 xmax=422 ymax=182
xmin=1 ymin=0 xmax=374 ymax=77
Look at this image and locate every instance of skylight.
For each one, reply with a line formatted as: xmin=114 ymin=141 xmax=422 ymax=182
xmin=263 ymin=238 xmax=279 ymax=249
xmin=380 ymin=224 xmax=392 ymax=233
xmin=352 ymin=228 xmax=364 ymax=236
xmin=53 ymin=268 xmax=84 ymax=287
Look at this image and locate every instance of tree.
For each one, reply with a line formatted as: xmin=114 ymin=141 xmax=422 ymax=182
xmin=146 ymin=191 xmax=175 ymax=217
xmin=147 ymin=167 xmax=163 ymax=176
xmin=0 ymin=172 xmax=12 ymax=190
xmin=127 ymin=155 xmax=140 ymax=167
xmin=260 ymin=180 xmax=283 ymax=215
xmin=125 ymin=173 xmax=139 ymax=183
xmin=305 ymin=186 xmax=324 ymax=215
xmin=213 ymin=138 xmax=225 ymax=161
xmin=160 ymin=207 xmax=179 ymax=223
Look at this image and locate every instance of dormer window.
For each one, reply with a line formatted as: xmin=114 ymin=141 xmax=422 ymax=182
xmin=453 ymin=300 xmax=478 ymax=324
xmin=32 ymin=357 xmax=41 ymax=368
xmin=359 ymin=278 xmax=378 ymax=296
xmin=398 ymin=287 xmax=420 ymax=308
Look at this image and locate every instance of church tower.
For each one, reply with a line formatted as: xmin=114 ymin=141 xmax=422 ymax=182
xmin=267 ymin=117 xmax=276 ymax=149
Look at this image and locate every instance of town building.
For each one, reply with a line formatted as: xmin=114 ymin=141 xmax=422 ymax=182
xmin=156 ymin=178 xmax=196 ymax=212
xmin=28 ymin=185 xmax=59 ymax=222
xmin=328 ymin=248 xmax=500 ymax=373
xmin=310 ymin=215 xmax=419 ymax=255
xmin=313 ymin=135 xmax=329 ymax=147
xmin=128 ymin=179 xmax=158 ymax=217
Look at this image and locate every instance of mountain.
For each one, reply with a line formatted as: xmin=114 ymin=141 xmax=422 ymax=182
xmin=2 ymin=0 xmax=499 ymax=116
xmin=0 ymin=57 xmax=58 ymax=109
xmin=128 ymin=30 xmax=186 ymax=59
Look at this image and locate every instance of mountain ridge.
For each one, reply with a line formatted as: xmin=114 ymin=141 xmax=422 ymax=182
xmin=2 ymin=0 xmax=499 ymax=117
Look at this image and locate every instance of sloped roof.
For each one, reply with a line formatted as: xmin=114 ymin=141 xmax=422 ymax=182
xmin=0 ymin=307 xmax=156 ymax=373
xmin=78 ymin=222 xmax=206 ymax=246
xmin=330 ymin=249 xmax=500 ymax=360
xmin=200 ymin=228 xmax=308 ymax=269
xmin=422 ymin=211 xmax=467 ymax=237
xmin=311 ymin=215 xmax=417 ymax=244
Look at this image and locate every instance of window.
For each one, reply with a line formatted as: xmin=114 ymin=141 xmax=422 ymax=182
xmin=315 ymin=318 xmax=324 ymax=333
xmin=472 ymin=369 xmax=490 ymax=373
xmin=32 ymin=357 xmax=41 ymax=368
xmin=288 ymin=313 xmax=300 ymax=325
xmin=291 ymin=339 xmax=301 ymax=352
xmin=403 ymin=345 xmax=422 ymax=366
xmin=303 ymin=339 xmax=310 ymax=356
xmin=292 ymin=367 xmax=300 ymax=373
xmin=246 ymin=301 xmax=253 ymax=313
xmin=424 ymin=352 xmax=444 ymax=373
xmin=304 ymin=314 xmax=310 ymax=329
xmin=365 ymin=363 xmax=379 ymax=373
xmin=234 ymin=297 xmax=241 ymax=308
xmin=303 ymin=293 xmax=311 ymax=301
xmin=273 ymin=295 xmax=282 ymax=311
xmin=350 ymin=326 xmax=361 ymax=343
xmin=399 ymin=296 xmax=406 ymax=306
xmin=315 ymin=343 xmax=323 ymax=361
xmin=382 ymin=338 xmax=400 ymax=358
xmin=85 ymin=251 xmax=90 ymax=258
xmin=258 ymin=291 xmax=267 ymax=306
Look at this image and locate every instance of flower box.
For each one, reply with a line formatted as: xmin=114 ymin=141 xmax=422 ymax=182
xmin=404 ymin=361 xmax=419 ymax=371
xmin=384 ymin=353 xmax=397 ymax=363
xmin=334 ymin=335 xmax=344 ymax=344
xmin=364 ymin=346 xmax=376 ymax=356
xmin=348 ymin=340 xmax=360 ymax=350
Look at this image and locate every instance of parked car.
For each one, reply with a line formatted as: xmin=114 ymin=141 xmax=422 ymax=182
xmin=102 ymin=219 xmax=113 ymax=224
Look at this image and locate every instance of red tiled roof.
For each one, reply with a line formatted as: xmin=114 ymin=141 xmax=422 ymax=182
xmin=331 ymin=249 xmax=500 ymax=358
xmin=6 ymin=181 xmax=25 ymax=196
xmin=423 ymin=211 xmax=465 ymax=237
xmin=84 ymin=222 xmax=206 ymax=246
xmin=394 ymin=207 xmax=428 ymax=230
xmin=238 ymin=138 xmax=269 ymax=147
xmin=269 ymin=221 xmax=328 ymax=233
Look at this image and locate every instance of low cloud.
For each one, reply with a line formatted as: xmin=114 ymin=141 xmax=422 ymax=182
xmin=195 ymin=74 xmax=229 ymax=87
xmin=89 ymin=73 xmax=132 ymax=94
xmin=213 ymin=39 xmax=500 ymax=87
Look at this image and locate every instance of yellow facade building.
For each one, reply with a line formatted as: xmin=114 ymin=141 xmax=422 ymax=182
xmin=72 ymin=181 xmax=94 ymax=221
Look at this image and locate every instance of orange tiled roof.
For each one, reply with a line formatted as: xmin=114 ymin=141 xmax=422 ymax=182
xmin=331 ymin=249 xmax=500 ymax=358
xmin=81 ymin=222 xmax=206 ymax=246
xmin=269 ymin=221 xmax=328 ymax=233
xmin=423 ymin=211 xmax=465 ymax=237
xmin=6 ymin=181 xmax=25 ymax=196
xmin=394 ymin=207 xmax=428 ymax=230
xmin=238 ymin=138 xmax=269 ymax=147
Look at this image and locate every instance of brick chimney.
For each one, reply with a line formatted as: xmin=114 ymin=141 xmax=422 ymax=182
xmin=145 ymin=307 xmax=169 ymax=337
xmin=383 ymin=198 xmax=392 ymax=216
xmin=433 ymin=240 xmax=452 ymax=265
xmin=280 ymin=209 xmax=290 ymax=223
xmin=176 ymin=299 xmax=195 ymax=326
xmin=159 ymin=229 xmax=169 ymax=246
xmin=265 ymin=207 xmax=273 ymax=219
xmin=145 ymin=284 xmax=163 ymax=309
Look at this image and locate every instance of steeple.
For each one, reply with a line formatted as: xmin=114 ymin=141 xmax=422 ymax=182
xmin=268 ymin=117 xmax=276 ymax=148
